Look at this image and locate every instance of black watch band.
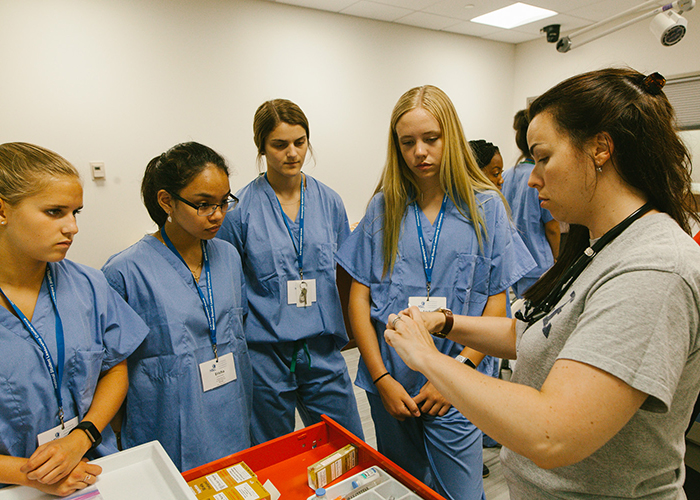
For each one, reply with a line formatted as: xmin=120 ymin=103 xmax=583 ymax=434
xmin=455 ymin=354 xmax=477 ymax=369
xmin=72 ymin=421 xmax=102 ymax=451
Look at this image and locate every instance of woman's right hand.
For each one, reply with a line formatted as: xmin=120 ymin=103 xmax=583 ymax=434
xmin=375 ymin=374 xmax=421 ymax=421
xmin=29 ymin=459 xmax=101 ymax=497
xmin=397 ymin=308 xmax=444 ymax=335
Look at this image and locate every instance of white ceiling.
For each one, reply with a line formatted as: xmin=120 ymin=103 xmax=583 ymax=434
xmin=265 ymin=0 xmax=667 ymax=44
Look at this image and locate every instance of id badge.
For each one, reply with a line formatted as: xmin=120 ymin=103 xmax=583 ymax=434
xmin=199 ymin=352 xmax=236 ymax=392
xmin=287 ymin=279 xmax=317 ymax=308
xmin=408 ymin=296 xmax=447 ymax=312
xmin=37 ymin=416 xmax=79 ymax=446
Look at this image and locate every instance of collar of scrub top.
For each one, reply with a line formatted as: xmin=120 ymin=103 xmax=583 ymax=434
xmin=266 ymin=172 xmax=306 ymax=279
xmin=0 ymin=265 xmax=67 ymax=428
xmin=412 ymin=194 xmax=448 ymax=300
xmin=515 ymin=202 xmax=654 ymax=329
xmin=160 ymin=226 xmax=218 ymax=360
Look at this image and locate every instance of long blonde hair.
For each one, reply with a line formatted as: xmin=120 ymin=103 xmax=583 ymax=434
xmin=375 ymin=85 xmax=502 ymax=276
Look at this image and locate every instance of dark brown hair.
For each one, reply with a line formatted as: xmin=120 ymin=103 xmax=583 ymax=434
xmin=513 ymin=109 xmax=531 ymax=162
xmin=524 ymin=68 xmax=697 ymax=303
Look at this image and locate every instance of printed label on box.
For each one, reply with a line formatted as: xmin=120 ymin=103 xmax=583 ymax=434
xmin=213 ymin=494 xmax=228 ymax=500
xmin=228 ymin=463 xmax=253 ymax=483
xmin=206 ymin=472 xmax=228 ymax=492
xmin=235 ymin=483 xmax=260 ymax=500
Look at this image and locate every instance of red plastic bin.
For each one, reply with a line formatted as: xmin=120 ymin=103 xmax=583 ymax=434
xmin=182 ymin=415 xmax=445 ymax=499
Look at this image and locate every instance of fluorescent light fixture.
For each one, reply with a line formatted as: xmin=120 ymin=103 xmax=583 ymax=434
xmin=471 ymin=2 xmax=557 ymax=29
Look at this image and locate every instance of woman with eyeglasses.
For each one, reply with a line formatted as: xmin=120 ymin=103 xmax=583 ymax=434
xmin=384 ymin=69 xmax=700 ymax=499
xmin=102 ymin=141 xmax=252 ymax=471
xmin=217 ymin=99 xmax=363 ymax=443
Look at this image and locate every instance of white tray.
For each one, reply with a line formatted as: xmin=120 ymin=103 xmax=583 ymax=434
xmin=307 ymin=467 xmax=421 ymax=500
xmin=0 ymin=441 xmax=196 ymax=500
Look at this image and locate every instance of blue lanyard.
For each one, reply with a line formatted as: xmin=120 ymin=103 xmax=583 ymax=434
xmin=160 ymin=228 xmax=218 ymax=360
xmin=267 ymin=173 xmax=305 ymax=279
xmin=413 ymin=195 xmax=448 ymax=299
xmin=0 ymin=266 xmax=66 ymax=427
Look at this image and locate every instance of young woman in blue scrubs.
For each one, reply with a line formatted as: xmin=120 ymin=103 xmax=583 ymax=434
xmin=102 ymin=142 xmax=252 ymax=471
xmin=0 ymin=142 xmax=148 ymax=496
xmin=336 ymin=86 xmax=533 ymax=500
xmin=217 ymin=99 xmax=363 ymax=443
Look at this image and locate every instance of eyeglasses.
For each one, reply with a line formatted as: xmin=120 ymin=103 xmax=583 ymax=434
xmin=168 ymin=191 xmax=239 ymax=217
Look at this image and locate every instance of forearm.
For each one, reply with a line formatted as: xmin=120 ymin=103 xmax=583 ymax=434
xmin=0 ymin=455 xmax=31 ymax=487
xmin=445 ymin=315 xmax=517 ymax=359
xmin=457 ymin=292 xmax=507 ymax=365
xmin=416 ymin=350 xmax=644 ymax=468
xmin=349 ymin=281 xmax=387 ymax=380
xmin=83 ymin=360 xmax=128 ymax=432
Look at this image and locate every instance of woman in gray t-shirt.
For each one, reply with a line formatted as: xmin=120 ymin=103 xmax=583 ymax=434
xmin=384 ymin=68 xmax=700 ymax=499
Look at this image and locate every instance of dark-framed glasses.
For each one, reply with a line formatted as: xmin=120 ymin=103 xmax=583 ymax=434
xmin=168 ymin=191 xmax=239 ymax=217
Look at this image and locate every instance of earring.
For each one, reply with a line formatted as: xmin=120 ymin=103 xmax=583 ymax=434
xmin=596 ymin=166 xmax=603 ymax=173
xmin=167 ymin=214 xmax=172 ymax=223
xmin=0 ymin=220 xmax=5 ymax=225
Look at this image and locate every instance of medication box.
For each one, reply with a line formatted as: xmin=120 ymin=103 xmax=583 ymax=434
xmin=306 ymin=466 xmax=420 ymax=500
xmin=187 ymin=461 xmax=270 ymax=500
xmin=307 ymin=444 xmax=358 ymax=489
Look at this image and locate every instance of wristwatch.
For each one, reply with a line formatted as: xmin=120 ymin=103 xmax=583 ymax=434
xmin=72 ymin=421 xmax=102 ymax=451
xmin=455 ymin=354 xmax=477 ymax=369
xmin=431 ymin=308 xmax=454 ymax=338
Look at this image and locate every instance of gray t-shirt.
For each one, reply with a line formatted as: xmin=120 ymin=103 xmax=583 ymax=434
xmin=501 ymin=213 xmax=700 ymax=499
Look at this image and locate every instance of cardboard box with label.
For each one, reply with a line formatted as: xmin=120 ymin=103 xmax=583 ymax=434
xmin=188 ymin=461 xmax=270 ymax=500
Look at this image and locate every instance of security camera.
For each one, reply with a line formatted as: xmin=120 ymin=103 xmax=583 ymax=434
xmin=541 ymin=24 xmax=561 ymax=43
xmin=556 ymin=36 xmax=572 ymax=53
xmin=650 ymin=10 xmax=688 ymax=46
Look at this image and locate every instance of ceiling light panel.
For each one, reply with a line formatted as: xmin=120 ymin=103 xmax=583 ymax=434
xmin=470 ymin=2 xmax=557 ymax=29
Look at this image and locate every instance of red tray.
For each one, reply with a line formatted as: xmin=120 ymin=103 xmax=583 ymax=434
xmin=182 ymin=415 xmax=445 ymax=499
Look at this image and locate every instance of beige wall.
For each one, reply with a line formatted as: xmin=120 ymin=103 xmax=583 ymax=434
xmin=0 ymin=0 xmax=516 ymax=267
xmin=2 ymin=0 xmax=698 ymax=266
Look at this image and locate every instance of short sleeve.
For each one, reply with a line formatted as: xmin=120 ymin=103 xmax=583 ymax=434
xmin=559 ymin=269 xmax=697 ymax=412
xmin=336 ymin=195 xmax=383 ymax=287
xmin=93 ymin=271 xmax=149 ymax=371
xmin=482 ymin=194 xmax=536 ymax=295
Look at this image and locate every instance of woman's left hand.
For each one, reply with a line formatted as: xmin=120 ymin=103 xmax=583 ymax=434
xmin=385 ymin=306 xmax=440 ymax=373
xmin=20 ymin=431 xmax=90 ymax=484
xmin=413 ymin=381 xmax=452 ymax=416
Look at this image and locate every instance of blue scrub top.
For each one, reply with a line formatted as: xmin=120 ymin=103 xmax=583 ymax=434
xmin=0 ymin=260 xmax=148 ymax=475
xmin=502 ymin=161 xmax=555 ymax=297
xmin=218 ymin=174 xmax=351 ymax=347
xmin=336 ymin=190 xmax=535 ymax=397
xmin=102 ymin=236 xmax=252 ymax=472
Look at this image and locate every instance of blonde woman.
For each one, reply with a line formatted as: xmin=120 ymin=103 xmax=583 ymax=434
xmin=336 ymin=86 xmax=533 ymax=500
xmin=0 ymin=143 xmax=147 ymax=496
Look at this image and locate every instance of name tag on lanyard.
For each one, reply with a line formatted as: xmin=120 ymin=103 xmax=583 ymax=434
xmin=412 ymin=195 xmax=449 ymax=313
xmin=287 ymin=279 xmax=317 ymax=307
xmin=199 ymin=352 xmax=237 ymax=392
xmin=408 ymin=296 xmax=447 ymax=312
xmin=37 ymin=416 xmax=79 ymax=446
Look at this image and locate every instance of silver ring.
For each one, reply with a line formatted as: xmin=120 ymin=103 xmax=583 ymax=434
xmin=391 ymin=316 xmax=403 ymax=329
xmin=84 ymin=474 xmax=90 ymax=483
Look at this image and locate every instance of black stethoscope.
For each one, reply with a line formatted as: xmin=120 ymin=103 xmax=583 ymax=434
xmin=515 ymin=203 xmax=654 ymax=328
